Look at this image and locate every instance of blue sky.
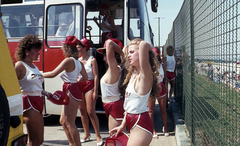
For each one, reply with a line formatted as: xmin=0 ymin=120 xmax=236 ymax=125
xmin=147 ymin=0 xmax=184 ymax=46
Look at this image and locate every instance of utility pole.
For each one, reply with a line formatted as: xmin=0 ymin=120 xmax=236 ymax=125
xmin=154 ymin=17 xmax=164 ymax=47
xmin=158 ymin=17 xmax=160 ymax=46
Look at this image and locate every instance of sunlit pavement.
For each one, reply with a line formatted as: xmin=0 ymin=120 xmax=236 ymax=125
xmin=23 ymin=101 xmax=178 ymax=146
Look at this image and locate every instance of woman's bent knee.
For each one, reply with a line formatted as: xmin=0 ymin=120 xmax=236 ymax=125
xmin=59 ymin=118 xmax=66 ymax=127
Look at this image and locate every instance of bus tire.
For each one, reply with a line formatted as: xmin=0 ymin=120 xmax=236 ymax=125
xmin=0 ymin=84 xmax=10 ymax=146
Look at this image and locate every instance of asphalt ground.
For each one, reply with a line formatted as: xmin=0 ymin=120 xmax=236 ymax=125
xmin=23 ymin=101 xmax=178 ymax=146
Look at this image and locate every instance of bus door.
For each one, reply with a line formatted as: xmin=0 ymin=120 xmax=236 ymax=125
xmin=43 ymin=0 xmax=85 ymax=115
xmin=127 ymin=0 xmax=154 ymax=44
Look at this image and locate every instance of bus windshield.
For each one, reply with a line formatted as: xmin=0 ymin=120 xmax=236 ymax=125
xmin=128 ymin=0 xmax=152 ymax=43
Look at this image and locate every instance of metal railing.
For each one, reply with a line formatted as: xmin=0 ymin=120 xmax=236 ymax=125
xmin=164 ymin=0 xmax=240 ymax=145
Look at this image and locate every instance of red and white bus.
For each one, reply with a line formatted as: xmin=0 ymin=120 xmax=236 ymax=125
xmin=1 ymin=0 xmax=157 ymax=116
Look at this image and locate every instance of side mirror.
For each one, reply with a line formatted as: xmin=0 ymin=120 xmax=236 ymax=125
xmin=151 ymin=0 xmax=158 ymax=13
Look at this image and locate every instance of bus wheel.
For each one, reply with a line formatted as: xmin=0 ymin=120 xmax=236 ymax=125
xmin=0 ymin=84 xmax=10 ymax=146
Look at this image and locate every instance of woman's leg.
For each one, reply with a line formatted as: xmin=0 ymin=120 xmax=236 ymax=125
xmin=108 ymin=115 xmax=123 ymax=131
xmin=157 ymin=96 xmax=168 ymax=135
xmin=164 ymin=80 xmax=169 ymax=108
xmin=60 ymin=106 xmax=74 ymax=144
xmin=85 ymin=90 xmax=102 ymax=143
xmin=127 ymin=126 xmax=152 ymax=146
xmin=60 ymin=95 xmax=81 ymax=146
xmin=169 ymin=79 xmax=175 ymax=100
xmin=165 ymin=80 xmax=169 ymax=101
xmin=23 ymin=109 xmax=44 ymax=146
xmin=78 ymin=94 xmax=90 ymax=140
xmin=148 ymin=97 xmax=157 ymax=136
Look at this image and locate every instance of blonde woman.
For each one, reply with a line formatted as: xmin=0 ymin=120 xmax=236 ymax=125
xmin=110 ymin=39 xmax=159 ymax=146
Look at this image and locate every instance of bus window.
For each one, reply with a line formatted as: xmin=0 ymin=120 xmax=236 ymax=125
xmin=1 ymin=3 xmax=44 ymax=38
xmin=86 ymin=9 xmax=123 ymax=45
xmin=46 ymin=4 xmax=83 ymax=47
xmin=128 ymin=0 xmax=152 ymax=43
xmin=55 ymin=12 xmax=74 ymax=37
xmin=30 ymin=6 xmax=43 ymax=36
xmin=5 ymin=17 xmax=20 ymax=37
xmin=86 ymin=11 xmax=100 ymax=44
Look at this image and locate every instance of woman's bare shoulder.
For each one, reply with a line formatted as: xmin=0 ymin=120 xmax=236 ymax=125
xmin=15 ymin=61 xmax=25 ymax=70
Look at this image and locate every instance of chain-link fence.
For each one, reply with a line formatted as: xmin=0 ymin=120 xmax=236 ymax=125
xmin=164 ymin=0 xmax=240 ymax=145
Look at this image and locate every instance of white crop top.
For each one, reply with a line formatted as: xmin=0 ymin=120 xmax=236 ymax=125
xmin=101 ymin=16 xmax=112 ymax=33
xmin=166 ymin=55 xmax=176 ymax=72
xmin=80 ymin=56 xmax=94 ymax=80
xmin=100 ymin=66 xmax=121 ymax=103
xmin=158 ymin=64 xmax=164 ymax=83
xmin=18 ymin=61 xmax=44 ymax=96
xmin=124 ymin=74 xmax=152 ymax=114
xmin=60 ymin=57 xmax=82 ymax=83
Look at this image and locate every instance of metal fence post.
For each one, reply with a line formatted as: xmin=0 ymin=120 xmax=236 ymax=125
xmin=190 ymin=0 xmax=195 ymax=144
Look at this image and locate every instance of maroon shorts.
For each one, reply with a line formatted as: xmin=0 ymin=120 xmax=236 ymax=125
xmin=166 ymin=71 xmax=175 ymax=81
xmin=103 ymin=98 xmax=124 ymax=120
xmin=63 ymin=82 xmax=82 ymax=101
xmin=102 ymin=32 xmax=113 ymax=44
xmin=78 ymin=79 xmax=94 ymax=94
xmin=23 ymin=95 xmax=43 ymax=114
xmin=126 ymin=112 xmax=153 ymax=135
xmin=158 ymin=82 xmax=166 ymax=98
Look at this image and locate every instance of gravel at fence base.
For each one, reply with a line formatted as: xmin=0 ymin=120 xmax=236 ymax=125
xmin=171 ymin=96 xmax=191 ymax=146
